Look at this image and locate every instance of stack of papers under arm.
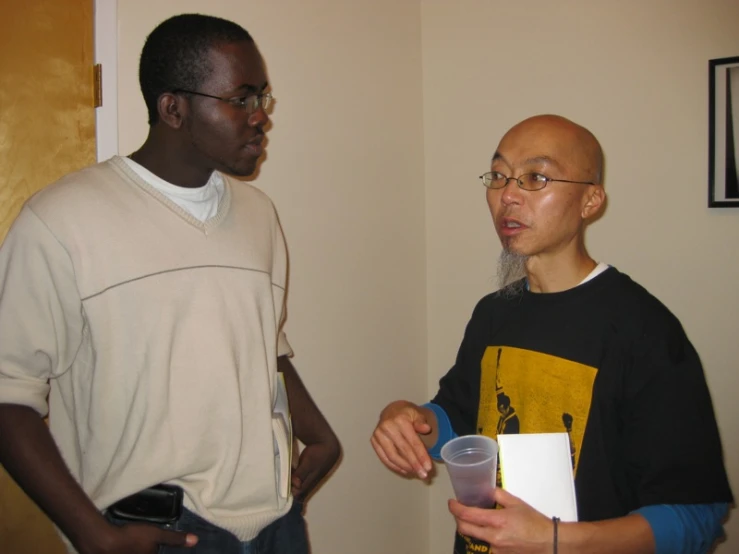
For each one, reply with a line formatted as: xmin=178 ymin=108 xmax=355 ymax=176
xmin=272 ymin=373 xmax=293 ymax=499
xmin=497 ymin=432 xmax=578 ymax=522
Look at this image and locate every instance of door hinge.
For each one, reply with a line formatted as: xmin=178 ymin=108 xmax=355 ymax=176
xmin=93 ymin=64 xmax=103 ymax=108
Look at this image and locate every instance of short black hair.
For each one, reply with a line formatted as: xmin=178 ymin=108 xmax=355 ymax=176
xmin=139 ymin=13 xmax=253 ymax=125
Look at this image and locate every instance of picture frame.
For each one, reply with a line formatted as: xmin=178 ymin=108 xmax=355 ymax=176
xmin=708 ymin=56 xmax=739 ymax=207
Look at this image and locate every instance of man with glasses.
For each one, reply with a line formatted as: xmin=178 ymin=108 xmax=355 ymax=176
xmin=371 ymin=115 xmax=732 ymax=554
xmin=0 ymin=13 xmax=339 ymax=554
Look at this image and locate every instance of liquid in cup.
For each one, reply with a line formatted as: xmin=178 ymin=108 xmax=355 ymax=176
xmin=440 ymin=435 xmax=498 ymax=508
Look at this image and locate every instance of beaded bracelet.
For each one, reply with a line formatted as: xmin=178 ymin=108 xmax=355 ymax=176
xmin=552 ymin=516 xmax=560 ymax=554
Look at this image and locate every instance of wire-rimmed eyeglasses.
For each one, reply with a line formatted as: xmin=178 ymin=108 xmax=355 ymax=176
xmin=173 ymin=89 xmax=273 ymax=114
xmin=479 ymin=171 xmax=595 ymax=192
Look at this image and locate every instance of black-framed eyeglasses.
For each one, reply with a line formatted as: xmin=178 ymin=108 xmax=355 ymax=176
xmin=173 ymin=89 xmax=273 ymax=114
xmin=479 ymin=171 xmax=595 ymax=192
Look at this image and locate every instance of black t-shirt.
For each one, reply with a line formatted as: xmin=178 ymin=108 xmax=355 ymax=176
xmin=432 ymin=267 xmax=733 ymax=522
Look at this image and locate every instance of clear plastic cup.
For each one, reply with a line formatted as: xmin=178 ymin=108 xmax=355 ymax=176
xmin=440 ymin=435 xmax=498 ymax=508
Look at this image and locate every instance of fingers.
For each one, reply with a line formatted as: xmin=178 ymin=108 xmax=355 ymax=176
xmin=155 ymin=528 xmax=198 ymax=547
xmin=291 ymin=444 xmax=336 ymax=499
xmin=292 ymin=468 xmax=315 ymax=498
xmin=370 ymin=434 xmax=411 ymax=475
xmin=291 ymin=474 xmax=303 ymax=497
xmin=371 ymin=425 xmax=421 ymax=476
xmin=371 ymin=409 xmax=432 ymax=479
xmin=292 ymin=460 xmax=309 ymax=484
xmin=448 ymin=500 xmax=499 ymax=546
xmin=455 ymin=518 xmax=494 ymax=545
xmin=448 ymin=499 xmax=501 ymax=527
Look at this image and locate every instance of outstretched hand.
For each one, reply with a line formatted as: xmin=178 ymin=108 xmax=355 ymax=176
xmin=370 ymin=400 xmax=435 ymax=479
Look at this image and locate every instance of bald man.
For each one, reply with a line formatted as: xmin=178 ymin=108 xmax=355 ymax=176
xmin=371 ymin=115 xmax=733 ymax=554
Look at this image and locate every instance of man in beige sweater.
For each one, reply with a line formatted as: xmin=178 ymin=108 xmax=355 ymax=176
xmin=0 ymin=13 xmax=340 ymax=554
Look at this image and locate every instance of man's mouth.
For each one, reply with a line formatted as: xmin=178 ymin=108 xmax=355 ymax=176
xmin=501 ymin=216 xmax=527 ymax=228
xmin=245 ymin=135 xmax=265 ymax=156
xmin=499 ymin=217 xmax=528 ymax=235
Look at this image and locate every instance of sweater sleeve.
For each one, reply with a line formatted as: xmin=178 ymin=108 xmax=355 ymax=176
xmin=0 ymin=206 xmax=85 ymax=416
xmin=270 ymin=203 xmax=292 ymax=359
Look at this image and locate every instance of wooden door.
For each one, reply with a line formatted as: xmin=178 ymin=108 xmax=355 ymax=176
xmin=0 ymin=0 xmax=96 ymax=551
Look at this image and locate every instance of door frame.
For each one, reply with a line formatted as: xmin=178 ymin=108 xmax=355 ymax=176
xmin=94 ymin=0 xmax=118 ymax=162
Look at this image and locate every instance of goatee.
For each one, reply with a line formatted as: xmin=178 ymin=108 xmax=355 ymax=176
xmin=497 ymin=248 xmax=528 ymax=298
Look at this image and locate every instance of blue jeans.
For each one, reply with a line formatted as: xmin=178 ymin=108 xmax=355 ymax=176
xmin=106 ymin=499 xmax=309 ymax=554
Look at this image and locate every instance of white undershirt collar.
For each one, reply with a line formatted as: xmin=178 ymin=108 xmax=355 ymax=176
xmin=121 ymin=157 xmax=224 ymax=222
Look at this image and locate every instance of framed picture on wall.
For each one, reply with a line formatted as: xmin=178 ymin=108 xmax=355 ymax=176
xmin=709 ymin=56 xmax=739 ymax=208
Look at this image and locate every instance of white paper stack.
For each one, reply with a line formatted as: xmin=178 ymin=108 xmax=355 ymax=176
xmin=497 ymin=432 xmax=578 ymax=522
xmin=272 ymin=372 xmax=293 ymax=498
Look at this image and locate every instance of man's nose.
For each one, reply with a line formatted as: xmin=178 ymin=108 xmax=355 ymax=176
xmin=500 ymin=177 xmax=523 ymax=205
xmin=248 ymin=107 xmax=269 ymax=127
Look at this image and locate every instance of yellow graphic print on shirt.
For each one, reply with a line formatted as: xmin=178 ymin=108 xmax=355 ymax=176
xmin=454 ymin=346 xmax=598 ymax=554
xmin=477 ymin=345 xmax=597 ymax=474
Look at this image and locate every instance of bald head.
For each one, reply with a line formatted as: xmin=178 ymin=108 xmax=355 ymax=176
xmin=496 ymin=115 xmax=604 ymax=185
xmin=486 ymin=114 xmax=608 ymax=271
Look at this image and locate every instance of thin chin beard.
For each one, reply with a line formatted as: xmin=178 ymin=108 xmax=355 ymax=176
xmin=497 ymin=249 xmax=528 ymax=297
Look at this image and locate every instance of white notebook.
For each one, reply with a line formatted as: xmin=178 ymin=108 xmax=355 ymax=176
xmin=497 ymin=432 xmax=578 ymax=522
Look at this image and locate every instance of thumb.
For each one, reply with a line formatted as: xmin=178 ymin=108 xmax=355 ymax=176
xmin=156 ymin=528 xmax=198 ymax=547
xmin=493 ymin=487 xmax=521 ymax=508
xmin=292 ymin=451 xmax=311 ymax=481
xmin=413 ymin=419 xmax=431 ymax=435
xmin=411 ymin=411 xmax=431 ymax=435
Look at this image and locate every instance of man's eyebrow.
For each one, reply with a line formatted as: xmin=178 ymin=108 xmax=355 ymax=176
xmin=491 ymin=153 xmax=565 ymax=172
xmin=523 ymin=155 xmax=563 ymax=169
xmin=235 ymin=81 xmax=269 ymax=93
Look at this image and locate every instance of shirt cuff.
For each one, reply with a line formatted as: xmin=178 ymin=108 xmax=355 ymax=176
xmin=634 ymin=503 xmax=729 ymax=554
xmin=0 ymin=376 xmax=50 ymax=416
xmin=277 ymin=331 xmax=293 ymax=358
xmin=421 ymin=402 xmax=458 ymax=461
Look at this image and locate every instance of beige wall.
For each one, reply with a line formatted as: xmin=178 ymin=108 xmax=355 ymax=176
xmin=117 ymin=2 xmax=428 ymax=553
xmin=422 ymin=0 xmax=739 ymax=552
xmin=115 ymin=0 xmax=738 ymax=552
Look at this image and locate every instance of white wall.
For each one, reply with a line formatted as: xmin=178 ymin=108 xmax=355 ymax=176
xmin=422 ymin=0 xmax=739 ymax=552
xmin=116 ymin=2 xmax=428 ymax=553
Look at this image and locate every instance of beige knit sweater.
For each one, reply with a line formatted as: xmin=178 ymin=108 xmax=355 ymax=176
xmin=0 ymin=157 xmax=293 ymax=546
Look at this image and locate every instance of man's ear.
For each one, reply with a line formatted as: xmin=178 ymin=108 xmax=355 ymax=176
xmin=157 ymin=92 xmax=187 ymax=129
xmin=581 ymin=185 xmax=606 ymax=220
